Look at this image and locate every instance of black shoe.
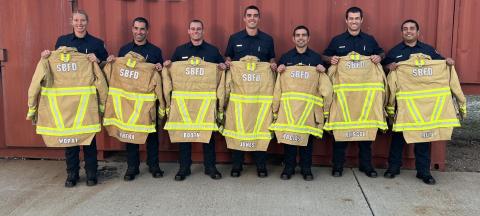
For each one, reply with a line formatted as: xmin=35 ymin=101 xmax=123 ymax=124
xmin=230 ymin=166 xmax=243 ymax=178
xmin=64 ymin=171 xmax=79 ymax=188
xmin=416 ymin=173 xmax=436 ymax=185
xmin=359 ymin=167 xmax=378 ymax=178
xmin=149 ymin=166 xmax=164 ymax=178
xmin=280 ymin=167 xmax=295 ymax=180
xmin=332 ymin=167 xmax=343 ymax=177
xmin=204 ymin=167 xmax=222 ymax=180
xmin=174 ymin=167 xmax=191 ymax=181
xmin=86 ymin=170 xmax=98 ymax=186
xmin=383 ymin=169 xmax=400 ymax=179
xmin=301 ymin=169 xmax=314 ymax=181
xmin=124 ymin=167 xmax=140 ymax=181
xmin=257 ymin=166 xmax=268 ymax=178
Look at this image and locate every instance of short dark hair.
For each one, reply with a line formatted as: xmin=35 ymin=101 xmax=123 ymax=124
xmin=345 ymin=6 xmax=363 ymax=19
xmin=293 ymin=25 xmax=310 ymax=36
xmin=190 ymin=19 xmax=204 ymax=29
xmin=244 ymin=5 xmax=260 ymax=17
xmin=401 ymin=19 xmax=420 ymax=31
xmin=132 ymin=17 xmax=149 ymax=30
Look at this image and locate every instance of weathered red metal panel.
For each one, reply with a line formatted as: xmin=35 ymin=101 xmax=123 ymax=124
xmin=0 ymin=0 xmax=472 ymax=170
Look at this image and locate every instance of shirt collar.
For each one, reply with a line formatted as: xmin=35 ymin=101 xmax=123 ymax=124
xmin=132 ymin=40 xmax=150 ymax=48
xmin=69 ymin=32 xmax=90 ymax=41
xmin=240 ymin=29 xmax=262 ymax=38
xmin=295 ymin=47 xmax=311 ymax=56
xmin=187 ymin=40 xmax=206 ymax=49
xmin=400 ymin=40 xmax=426 ymax=49
xmin=345 ymin=31 xmax=364 ymax=38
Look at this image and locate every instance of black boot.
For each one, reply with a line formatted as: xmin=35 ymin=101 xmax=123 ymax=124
xmin=301 ymin=168 xmax=314 ymax=181
xmin=149 ymin=165 xmax=164 ymax=178
xmin=359 ymin=166 xmax=378 ymax=178
xmin=174 ymin=167 xmax=191 ymax=181
xmin=124 ymin=167 xmax=140 ymax=181
xmin=205 ymin=166 xmax=222 ymax=180
xmin=86 ymin=169 xmax=98 ymax=186
xmin=230 ymin=165 xmax=243 ymax=178
xmin=280 ymin=166 xmax=295 ymax=180
xmin=64 ymin=171 xmax=79 ymax=188
xmin=257 ymin=165 xmax=268 ymax=178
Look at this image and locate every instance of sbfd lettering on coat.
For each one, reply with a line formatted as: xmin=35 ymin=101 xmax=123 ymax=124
xmin=59 ymin=138 xmax=79 ymax=144
xmin=56 ymin=63 xmax=77 ymax=72
xmin=412 ymin=68 xmax=433 ymax=77
xmin=346 ymin=61 xmax=367 ymax=69
xmin=242 ymin=73 xmax=261 ymax=82
xmin=119 ymin=132 xmax=135 ymax=140
xmin=119 ymin=68 xmax=139 ymax=79
xmin=290 ymin=71 xmax=309 ymax=79
xmin=185 ymin=67 xmax=205 ymax=76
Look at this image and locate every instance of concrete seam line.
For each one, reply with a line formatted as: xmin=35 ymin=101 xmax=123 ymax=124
xmin=352 ymin=168 xmax=376 ymax=216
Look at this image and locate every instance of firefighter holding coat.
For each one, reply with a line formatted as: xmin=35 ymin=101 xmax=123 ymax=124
xmin=36 ymin=10 xmax=108 ymax=187
xmin=163 ymin=20 xmax=226 ymax=181
xmin=105 ymin=17 xmax=166 ymax=182
xmin=322 ymin=7 xmax=385 ymax=178
xmin=382 ymin=19 xmax=461 ymax=185
xmin=224 ymin=5 xmax=277 ymax=178
xmin=274 ymin=26 xmax=332 ymax=181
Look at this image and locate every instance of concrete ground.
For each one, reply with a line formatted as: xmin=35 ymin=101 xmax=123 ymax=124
xmin=0 ymin=159 xmax=479 ymax=216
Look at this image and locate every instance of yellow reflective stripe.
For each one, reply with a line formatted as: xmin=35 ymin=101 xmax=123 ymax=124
xmin=36 ymin=124 xmax=100 ymax=136
xmin=176 ymin=98 xmax=192 ymax=123
xmin=323 ymin=120 xmax=388 ymax=130
xmin=283 ymin=100 xmax=295 ymax=125
xmin=103 ymin=118 xmax=156 ymax=132
xmin=359 ymin=90 xmax=376 ymax=121
xmin=108 ymin=87 xmax=156 ymax=101
xmin=337 ymin=91 xmax=351 ymax=122
xmin=269 ymin=123 xmax=323 ymax=138
xmin=222 ymin=129 xmax=272 ymax=140
xmin=171 ymin=91 xmax=216 ymax=99
xmin=281 ymin=92 xmax=324 ymax=106
xmin=429 ymin=96 xmax=441 ymax=122
xmin=229 ymin=94 xmax=273 ymax=103
xmin=112 ymin=95 xmax=123 ymax=121
xmin=434 ymin=95 xmax=446 ymax=121
xmin=164 ymin=122 xmax=219 ymax=131
xmin=333 ymin=83 xmax=384 ymax=92
xmin=127 ymin=100 xmax=144 ymax=124
xmin=396 ymin=87 xmax=451 ymax=99
xmin=41 ymin=86 xmax=96 ymax=96
xmin=73 ymin=95 xmax=89 ymax=128
xmin=393 ymin=119 xmax=460 ymax=131
xmin=27 ymin=108 xmax=36 ymax=116
xmin=405 ymin=99 xmax=422 ymax=123
xmin=47 ymin=96 xmax=64 ymax=128
xmin=234 ymin=101 xmax=245 ymax=133
xmin=195 ymin=99 xmax=211 ymax=123
xmin=410 ymin=99 xmax=424 ymax=122
xmin=253 ymin=102 xmax=270 ymax=133
xmin=297 ymin=102 xmax=314 ymax=126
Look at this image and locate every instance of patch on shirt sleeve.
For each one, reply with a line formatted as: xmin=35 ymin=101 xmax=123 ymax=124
xmin=181 ymin=56 xmax=188 ymax=59
xmin=338 ymin=45 xmax=346 ymax=49
xmin=236 ymin=44 xmax=243 ymax=47
xmin=396 ymin=55 xmax=403 ymax=58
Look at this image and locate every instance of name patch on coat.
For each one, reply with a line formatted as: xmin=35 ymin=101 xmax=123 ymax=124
xmin=119 ymin=132 xmax=135 ymax=140
xmin=59 ymin=138 xmax=79 ymax=144
xmin=345 ymin=131 xmax=366 ymax=138
xmin=421 ymin=131 xmax=434 ymax=138
xmin=239 ymin=141 xmax=256 ymax=148
xmin=183 ymin=132 xmax=200 ymax=138
xmin=283 ymin=133 xmax=302 ymax=142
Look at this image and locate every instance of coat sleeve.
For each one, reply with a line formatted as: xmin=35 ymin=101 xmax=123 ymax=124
xmin=216 ymin=67 xmax=226 ymax=114
xmin=271 ymin=72 xmax=282 ymax=115
xmin=224 ymin=68 xmax=232 ymax=109
xmin=103 ymin=62 xmax=113 ymax=84
xmin=319 ymin=72 xmax=333 ymax=120
xmin=386 ymin=69 xmax=398 ymax=117
xmin=161 ymin=65 xmax=173 ymax=116
xmin=378 ymin=65 xmax=389 ymax=117
xmin=26 ymin=59 xmax=48 ymax=120
xmin=93 ymin=62 xmax=108 ymax=114
xmin=449 ymin=65 xmax=467 ymax=119
xmin=153 ymin=70 xmax=166 ymax=119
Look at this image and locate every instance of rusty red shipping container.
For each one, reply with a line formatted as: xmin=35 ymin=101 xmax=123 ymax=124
xmin=1 ymin=0 xmax=478 ymax=170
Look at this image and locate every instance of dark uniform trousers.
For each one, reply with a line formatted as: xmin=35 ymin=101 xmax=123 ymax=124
xmin=284 ymin=135 xmax=314 ymax=169
xmin=178 ymin=136 xmax=216 ymax=169
xmin=65 ymin=137 xmax=98 ymax=173
xmin=388 ymin=132 xmax=431 ymax=175
xmin=126 ymin=133 xmax=160 ymax=169
xmin=332 ymin=141 xmax=373 ymax=170
xmin=232 ymin=151 xmax=267 ymax=169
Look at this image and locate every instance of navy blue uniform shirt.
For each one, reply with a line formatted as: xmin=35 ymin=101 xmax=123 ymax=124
xmin=171 ymin=41 xmax=224 ymax=63
xmin=118 ymin=41 xmax=163 ymax=64
xmin=382 ymin=41 xmax=444 ymax=65
xmin=225 ymin=29 xmax=275 ymax=62
xmin=55 ymin=32 xmax=108 ymax=61
xmin=279 ymin=48 xmax=324 ymax=67
xmin=323 ymin=31 xmax=384 ymax=57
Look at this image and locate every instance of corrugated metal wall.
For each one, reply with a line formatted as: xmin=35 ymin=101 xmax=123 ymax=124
xmin=1 ymin=0 xmax=478 ymax=169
